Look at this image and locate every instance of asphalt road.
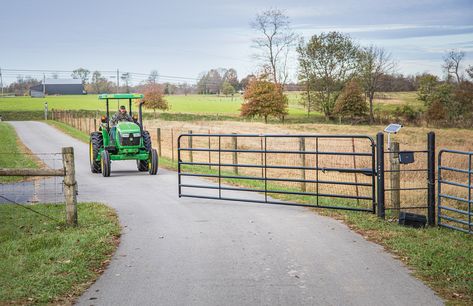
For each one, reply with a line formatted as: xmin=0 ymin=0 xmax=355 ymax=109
xmin=11 ymin=121 xmax=443 ymax=306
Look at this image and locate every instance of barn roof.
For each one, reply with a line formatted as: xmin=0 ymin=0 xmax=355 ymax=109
xmin=43 ymin=78 xmax=82 ymax=85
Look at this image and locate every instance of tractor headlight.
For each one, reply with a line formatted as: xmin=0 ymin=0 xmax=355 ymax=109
xmin=133 ymin=133 xmax=141 ymax=137
xmin=121 ymin=133 xmax=129 ymax=138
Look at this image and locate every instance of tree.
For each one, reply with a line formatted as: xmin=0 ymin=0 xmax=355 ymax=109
xmin=120 ymin=72 xmax=131 ymax=93
xmin=222 ymin=68 xmax=239 ymax=90
xmin=443 ymin=50 xmax=465 ymax=83
xmin=241 ymin=78 xmax=288 ymax=123
xmin=333 ymin=80 xmax=368 ymax=119
xmin=417 ymin=74 xmax=439 ymax=106
xmin=148 ymin=70 xmax=159 ymax=84
xmin=221 ymin=81 xmax=235 ymax=99
xmin=91 ymin=71 xmax=113 ymax=94
xmin=71 ymin=68 xmax=90 ymax=85
xmin=297 ymin=38 xmax=316 ymax=117
xmin=51 ymin=73 xmax=59 ymax=79
xmin=357 ymin=46 xmax=394 ymax=123
xmin=251 ymin=8 xmax=296 ymax=85
xmin=197 ymin=69 xmax=222 ymax=94
xmin=297 ymin=32 xmax=359 ymax=119
xmin=240 ymin=74 xmax=256 ymax=90
xmin=142 ymin=84 xmax=169 ymax=117
xmin=466 ymin=65 xmax=473 ymax=80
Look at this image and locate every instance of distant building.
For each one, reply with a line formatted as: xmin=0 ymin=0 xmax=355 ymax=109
xmin=30 ymin=79 xmax=85 ymax=97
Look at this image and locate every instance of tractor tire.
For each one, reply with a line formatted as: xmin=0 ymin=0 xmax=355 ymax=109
xmin=89 ymin=132 xmax=103 ymax=173
xmin=137 ymin=130 xmax=152 ymax=171
xmin=101 ymin=150 xmax=111 ymax=177
xmin=149 ymin=148 xmax=158 ymax=175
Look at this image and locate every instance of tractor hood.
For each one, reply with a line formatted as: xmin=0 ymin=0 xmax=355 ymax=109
xmin=116 ymin=122 xmax=141 ymax=135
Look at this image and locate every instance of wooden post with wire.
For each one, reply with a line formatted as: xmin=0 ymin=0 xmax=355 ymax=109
xmin=62 ymin=147 xmax=78 ymax=226
xmin=157 ymin=128 xmax=162 ymax=157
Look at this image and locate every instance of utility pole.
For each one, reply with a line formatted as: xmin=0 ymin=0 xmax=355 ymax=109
xmin=116 ymin=69 xmax=119 ymax=93
xmin=43 ymin=73 xmax=46 ymax=95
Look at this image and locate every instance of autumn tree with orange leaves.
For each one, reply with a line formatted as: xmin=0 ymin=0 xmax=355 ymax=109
xmin=241 ymin=79 xmax=288 ymax=123
xmin=141 ymin=83 xmax=169 ymax=118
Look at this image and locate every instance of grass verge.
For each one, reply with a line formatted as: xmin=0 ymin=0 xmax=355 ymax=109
xmin=0 ymin=202 xmax=120 ymax=305
xmin=0 ymin=122 xmax=39 ymax=183
xmin=47 ymin=120 xmax=473 ymax=304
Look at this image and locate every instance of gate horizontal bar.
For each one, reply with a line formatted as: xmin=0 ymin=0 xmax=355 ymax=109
xmin=439 ymin=214 xmax=471 ymax=226
xmin=385 ymin=206 xmax=429 ymax=210
xmin=178 ymin=133 xmax=375 ymax=140
xmin=438 ymin=179 xmax=473 ymax=189
xmin=180 ymin=172 xmax=372 ymax=187
xmin=180 ymin=183 xmax=373 ymax=200
xmin=385 ymin=187 xmax=428 ymax=191
xmin=439 ymin=166 xmax=472 ymax=174
xmin=180 ymin=194 xmax=373 ymax=212
xmin=439 ymin=205 xmax=472 ymax=216
xmin=439 ymin=223 xmax=471 ymax=234
xmin=180 ymin=161 xmax=374 ymax=174
xmin=179 ymin=148 xmax=373 ymax=156
xmin=439 ymin=193 xmax=472 ymax=203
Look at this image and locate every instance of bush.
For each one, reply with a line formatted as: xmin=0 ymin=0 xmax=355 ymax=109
xmin=333 ymin=80 xmax=368 ymax=119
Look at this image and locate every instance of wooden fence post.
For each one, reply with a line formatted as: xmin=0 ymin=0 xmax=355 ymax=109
xmin=157 ymin=128 xmax=162 ymax=157
xmin=188 ymin=130 xmax=193 ymax=163
xmin=232 ymin=133 xmax=238 ymax=174
xmin=390 ymin=142 xmax=401 ymax=218
xmin=299 ymin=137 xmax=306 ymax=192
xmin=62 ymin=147 xmax=77 ymax=226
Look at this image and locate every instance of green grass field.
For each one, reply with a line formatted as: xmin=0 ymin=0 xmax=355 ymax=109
xmin=0 ymin=122 xmax=39 ymax=183
xmin=0 ymin=92 xmax=418 ymax=117
xmin=0 ymin=202 xmax=120 ymax=305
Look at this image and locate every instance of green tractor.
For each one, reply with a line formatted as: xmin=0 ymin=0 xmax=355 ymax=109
xmin=89 ymin=93 xmax=158 ymax=177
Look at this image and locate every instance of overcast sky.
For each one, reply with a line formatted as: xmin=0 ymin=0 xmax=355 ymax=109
xmin=1 ymin=0 xmax=472 ymax=84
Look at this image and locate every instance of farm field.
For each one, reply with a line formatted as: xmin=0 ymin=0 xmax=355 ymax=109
xmin=0 ymin=92 xmax=419 ymax=116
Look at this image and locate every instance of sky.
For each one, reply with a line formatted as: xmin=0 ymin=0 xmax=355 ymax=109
xmin=0 ymin=0 xmax=472 ymax=85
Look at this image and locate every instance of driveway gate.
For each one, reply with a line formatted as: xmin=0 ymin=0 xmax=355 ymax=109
xmin=438 ymin=149 xmax=473 ymax=233
xmin=178 ymin=134 xmax=377 ymax=213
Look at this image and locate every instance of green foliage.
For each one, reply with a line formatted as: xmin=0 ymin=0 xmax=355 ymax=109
xmin=0 ymin=123 xmax=39 ymax=183
xmin=241 ymin=79 xmax=288 ymax=123
xmin=221 ymin=81 xmax=235 ymax=96
xmin=333 ymin=80 xmax=368 ymax=118
xmin=417 ymin=74 xmax=440 ymax=106
xmin=297 ymin=32 xmax=359 ymax=118
xmin=394 ymin=104 xmax=421 ymax=122
xmin=0 ymin=203 xmax=119 ymax=304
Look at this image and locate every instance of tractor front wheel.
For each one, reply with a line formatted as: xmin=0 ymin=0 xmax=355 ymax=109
xmin=101 ymin=150 xmax=111 ymax=177
xmin=89 ymin=132 xmax=103 ymax=173
xmin=149 ymin=149 xmax=158 ymax=175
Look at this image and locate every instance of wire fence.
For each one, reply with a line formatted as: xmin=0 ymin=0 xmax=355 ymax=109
xmin=0 ymin=149 xmax=77 ymax=227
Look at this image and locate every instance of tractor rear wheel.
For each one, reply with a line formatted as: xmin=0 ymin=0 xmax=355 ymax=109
xmin=149 ymin=148 xmax=158 ymax=175
xmin=89 ymin=132 xmax=103 ymax=173
xmin=101 ymin=150 xmax=111 ymax=177
xmin=137 ymin=130 xmax=152 ymax=171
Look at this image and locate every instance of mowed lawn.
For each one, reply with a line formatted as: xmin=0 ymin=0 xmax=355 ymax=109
xmin=0 ymin=92 xmax=419 ymax=116
xmin=0 ymin=94 xmax=307 ymax=116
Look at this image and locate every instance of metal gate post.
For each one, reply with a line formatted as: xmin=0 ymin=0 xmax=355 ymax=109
xmin=427 ymin=132 xmax=436 ymax=226
xmin=376 ymin=132 xmax=385 ymax=219
xmin=177 ymin=135 xmax=182 ymax=197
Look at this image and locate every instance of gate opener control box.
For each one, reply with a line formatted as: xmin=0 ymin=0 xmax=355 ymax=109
xmin=399 ymin=151 xmax=415 ymax=164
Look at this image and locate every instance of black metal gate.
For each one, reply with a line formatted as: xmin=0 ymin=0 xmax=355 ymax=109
xmin=178 ymin=134 xmax=376 ymax=212
xmin=438 ymin=149 xmax=473 ymax=234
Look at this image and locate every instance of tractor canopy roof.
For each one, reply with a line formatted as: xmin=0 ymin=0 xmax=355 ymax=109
xmin=98 ymin=93 xmax=143 ymax=100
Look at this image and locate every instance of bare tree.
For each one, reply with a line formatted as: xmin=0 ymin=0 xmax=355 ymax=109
xmin=443 ymin=49 xmax=465 ymax=83
xmin=251 ymin=8 xmax=296 ymax=85
xmin=358 ymin=46 xmax=395 ymax=123
xmin=148 ymin=70 xmax=159 ymax=84
xmin=71 ymin=68 xmax=90 ymax=85
xmin=120 ymin=72 xmax=131 ymax=93
xmin=466 ymin=65 xmax=473 ymax=80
